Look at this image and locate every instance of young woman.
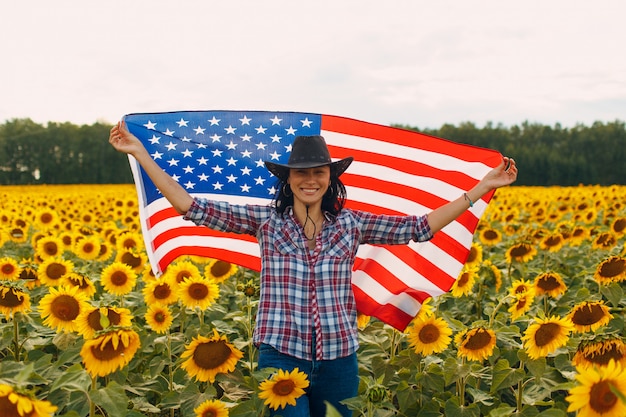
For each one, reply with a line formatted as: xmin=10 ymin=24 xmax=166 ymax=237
xmin=109 ymin=122 xmax=517 ymax=417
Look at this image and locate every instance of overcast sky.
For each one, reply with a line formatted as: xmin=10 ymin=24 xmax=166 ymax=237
xmin=2 ymin=0 xmax=624 ymax=129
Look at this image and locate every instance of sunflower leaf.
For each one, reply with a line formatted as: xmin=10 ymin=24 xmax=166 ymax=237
xmin=90 ymin=380 xmax=129 ymax=417
xmin=600 ymin=282 xmax=623 ymax=307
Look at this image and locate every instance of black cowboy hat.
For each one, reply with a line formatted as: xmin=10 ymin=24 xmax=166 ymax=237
xmin=264 ymin=135 xmax=353 ymax=182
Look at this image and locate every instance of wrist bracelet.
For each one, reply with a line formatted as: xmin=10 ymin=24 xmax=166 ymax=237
xmin=464 ymin=192 xmax=474 ymax=208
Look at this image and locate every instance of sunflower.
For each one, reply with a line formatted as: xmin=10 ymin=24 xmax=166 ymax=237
xmin=166 ymin=259 xmax=202 ymax=284
xmin=101 ymin=262 xmax=137 ymax=296
xmin=478 ymin=227 xmax=502 ymax=246
xmin=178 ymin=276 xmax=220 ymax=310
xmin=144 ymin=304 xmax=174 ymax=334
xmin=194 ymin=399 xmax=229 ymax=417
xmin=80 ymin=328 xmax=141 ymax=377
xmin=142 ymin=276 xmax=179 ymax=306
xmin=534 ymin=271 xmax=567 ymax=298
xmin=0 ymin=284 xmax=31 ymax=318
xmin=569 ymin=225 xmax=590 ymax=246
xmin=594 ymin=256 xmax=626 ymax=285
xmin=0 ymin=383 xmax=58 ymax=417
xmin=32 ymin=207 xmax=60 ymax=231
xmin=505 ymin=242 xmax=537 ymax=264
xmin=18 ymin=264 xmax=40 ymax=290
xmin=204 ymin=259 xmax=239 ymax=283
xmin=573 ymin=339 xmax=626 ymax=370
xmin=465 ymin=243 xmax=483 ymax=267
xmin=180 ymin=329 xmax=243 ymax=383
xmin=413 ymin=297 xmax=434 ymax=321
xmin=508 ymin=292 xmax=535 ymax=321
xmin=539 ymin=233 xmax=565 ymax=252
xmin=509 ymin=278 xmax=534 ymax=297
xmin=610 ymin=217 xmax=626 ymax=237
xmin=521 ymin=315 xmax=574 ymax=360
xmin=76 ymin=305 xmax=133 ymax=339
xmin=64 ymin=272 xmax=97 ymax=298
xmin=0 ymin=257 xmax=21 ymax=281
xmin=482 ymin=260 xmax=503 ymax=292
xmin=35 ymin=235 xmax=64 ymax=260
xmin=450 ymin=266 xmax=478 ymax=297
xmin=73 ymin=235 xmax=102 ymax=260
xmin=356 ymin=313 xmax=371 ymax=330
xmin=567 ymin=301 xmax=613 ymax=333
xmin=592 ymin=232 xmax=618 ymax=250
xmin=407 ymin=315 xmax=452 ymax=356
xmin=115 ymin=231 xmax=144 ymax=253
xmin=115 ymin=249 xmax=147 ymax=273
xmin=455 ymin=327 xmax=497 ymax=362
xmin=8 ymin=226 xmax=28 ymax=244
xmin=37 ymin=257 xmax=74 ymax=287
xmin=566 ymin=360 xmax=626 ymax=417
xmin=258 ymin=367 xmax=310 ymax=410
xmin=236 ymin=279 xmax=260 ymax=299
xmin=38 ymin=285 xmax=90 ymax=333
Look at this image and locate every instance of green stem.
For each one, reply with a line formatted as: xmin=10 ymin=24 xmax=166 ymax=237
xmin=13 ymin=316 xmax=20 ymax=362
xmin=458 ymin=358 xmax=466 ymax=407
xmin=390 ymin=329 xmax=397 ymax=361
xmin=516 ymin=360 xmax=524 ymax=412
xmin=90 ymin=376 xmax=97 ymax=417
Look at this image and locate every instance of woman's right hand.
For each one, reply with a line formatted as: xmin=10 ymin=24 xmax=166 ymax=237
xmin=109 ymin=120 xmax=144 ymax=156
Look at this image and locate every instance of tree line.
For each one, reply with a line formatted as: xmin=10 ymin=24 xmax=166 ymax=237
xmin=1 ymin=118 xmax=624 ymax=186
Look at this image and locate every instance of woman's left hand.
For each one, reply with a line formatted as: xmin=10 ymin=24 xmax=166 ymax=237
xmin=483 ymin=156 xmax=518 ymax=190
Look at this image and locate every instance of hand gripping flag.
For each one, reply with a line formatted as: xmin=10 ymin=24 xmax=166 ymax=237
xmin=124 ymin=111 xmax=502 ymax=330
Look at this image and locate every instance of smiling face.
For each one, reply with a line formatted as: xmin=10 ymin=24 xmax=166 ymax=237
xmin=288 ymin=165 xmax=331 ymax=208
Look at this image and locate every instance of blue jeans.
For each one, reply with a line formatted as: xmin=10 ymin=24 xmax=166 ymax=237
xmin=258 ymin=344 xmax=359 ymax=417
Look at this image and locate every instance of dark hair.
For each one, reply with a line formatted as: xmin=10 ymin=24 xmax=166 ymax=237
xmin=272 ymin=174 xmax=348 ymax=216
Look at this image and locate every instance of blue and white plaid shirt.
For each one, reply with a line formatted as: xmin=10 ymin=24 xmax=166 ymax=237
xmin=184 ymin=197 xmax=432 ymax=361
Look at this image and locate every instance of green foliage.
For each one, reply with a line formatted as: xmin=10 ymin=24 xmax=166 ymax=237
xmin=395 ymin=119 xmax=626 ymax=186
xmin=1 ymin=118 xmax=626 ymax=185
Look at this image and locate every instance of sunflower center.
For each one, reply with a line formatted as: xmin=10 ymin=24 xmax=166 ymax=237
xmin=464 ymin=329 xmax=492 ymax=350
xmin=1 ymin=263 xmax=16 ymax=275
xmin=46 ymin=263 xmax=67 ymax=280
xmin=543 ymin=236 xmax=562 ymax=247
xmin=572 ymin=304 xmax=606 ymax=325
xmin=43 ymin=242 xmax=60 ymax=256
xmin=82 ymin=243 xmax=96 ymax=254
xmin=418 ymin=323 xmax=441 ymax=344
xmin=537 ymin=274 xmax=560 ymax=290
xmin=534 ymin=323 xmax=560 ymax=347
xmin=0 ymin=288 xmax=25 ymax=307
xmin=154 ymin=311 xmax=166 ymax=323
xmin=193 ymin=340 xmax=231 ymax=369
xmin=273 ymin=379 xmax=296 ymax=396
xmin=0 ymin=395 xmax=23 ymax=417
xmin=188 ymin=283 xmax=209 ymax=300
xmin=589 ymin=380 xmax=618 ymax=413
xmin=583 ymin=342 xmax=624 ymax=366
xmin=51 ymin=295 xmax=80 ymax=320
xmin=154 ymin=283 xmax=172 ymax=300
xmin=510 ymin=244 xmax=531 ymax=257
xmin=613 ymin=218 xmax=626 ymax=233
xmin=457 ymin=273 xmax=470 ymax=287
xmin=90 ymin=337 xmax=126 ymax=361
xmin=210 ymin=261 xmax=231 ymax=278
xmin=19 ymin=268 xmax=37 ymax=281
xmin=40 ymin=213 xmax=54 ymax=224
xmin=120 ymin=252 xmax=142 ymax=268
xmin=111 ymin=271 xmax=129 ymax=286
xmin=483 ymin=230 xmax=499 ymax=240
xmin=600 ymin=258 xmax=626 ymax=278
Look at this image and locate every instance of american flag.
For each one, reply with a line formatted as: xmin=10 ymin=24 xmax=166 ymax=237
xmin=124 ymin=111 xmax=501 ymax=330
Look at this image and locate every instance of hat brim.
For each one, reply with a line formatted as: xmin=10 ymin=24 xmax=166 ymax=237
xmin=264 ymin=157 xmax=354 ymax=182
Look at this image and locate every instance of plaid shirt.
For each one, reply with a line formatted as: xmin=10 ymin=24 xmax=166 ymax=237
xmin=184 ymin=198 xmax=433 ymax=361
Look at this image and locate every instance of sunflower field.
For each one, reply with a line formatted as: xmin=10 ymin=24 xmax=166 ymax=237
xmin=1 ymin=184 xmax=626 ymax=417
